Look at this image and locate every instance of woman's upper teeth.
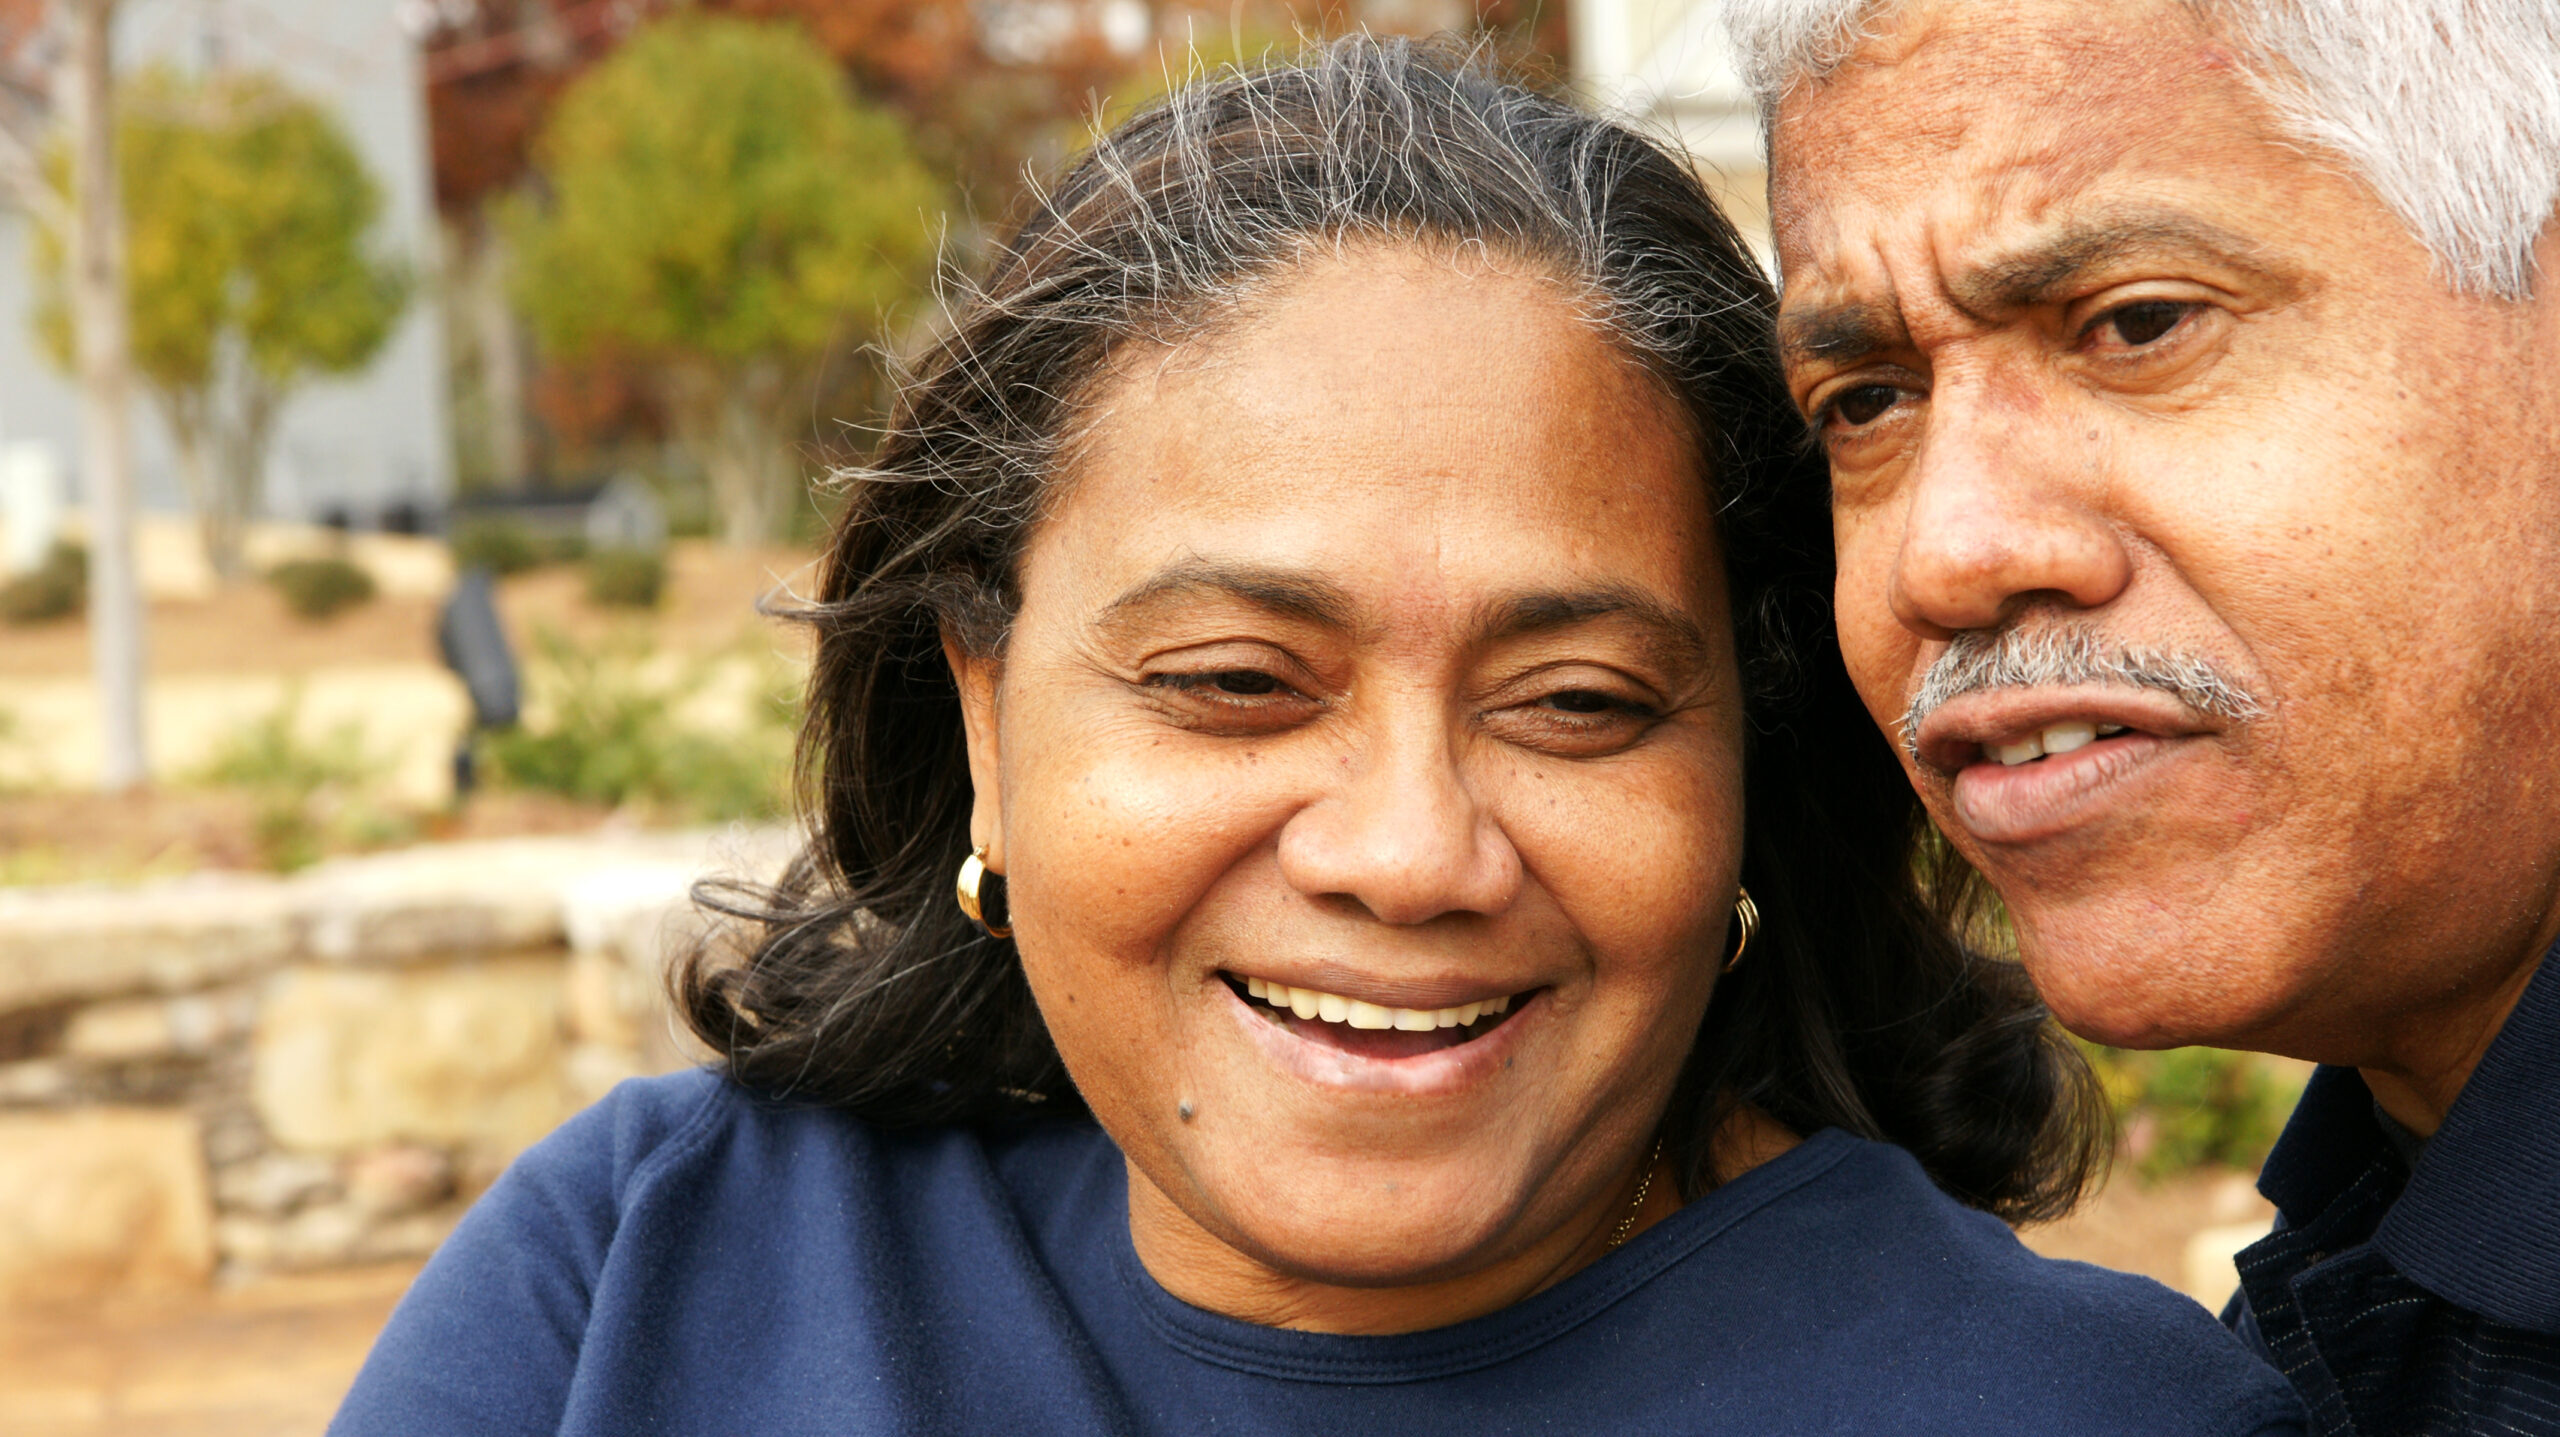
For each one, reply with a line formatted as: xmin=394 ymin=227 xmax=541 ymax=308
xmin=1242 ymin=974 xmax=1509 ymax=1030
xmin=1989 ymin=720 xmax=2130 ymax=766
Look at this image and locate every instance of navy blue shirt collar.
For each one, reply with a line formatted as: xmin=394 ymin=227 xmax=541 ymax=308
xmin=2257 ymin=939 xmax=2560 ymax=1333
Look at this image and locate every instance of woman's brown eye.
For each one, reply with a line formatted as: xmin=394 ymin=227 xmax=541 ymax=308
xmin=2102 ymin=300 xmax=2190 ymax=348
xmin=1545 ymin=690 xmax=1618 ymax=715
xmin=1831 ymin=385 xmax=1899 ymax=427
xmin=1211 ymin=671 xmax=1281 ymax=696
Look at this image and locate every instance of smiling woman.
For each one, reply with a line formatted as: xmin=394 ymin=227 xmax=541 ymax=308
xmin=331 ymin=36 xmax=2307 ymax=1437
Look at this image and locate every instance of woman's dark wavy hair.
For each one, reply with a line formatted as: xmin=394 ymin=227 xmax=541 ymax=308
xmin=680 ymin=34 xmax=2105 ymax=1221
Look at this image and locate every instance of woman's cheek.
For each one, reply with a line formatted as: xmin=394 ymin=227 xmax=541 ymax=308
xmin=1504 ymin=747 xmax=1737 ymax=996
xmin=1004 ymin=712 xmax=1305 ymax=970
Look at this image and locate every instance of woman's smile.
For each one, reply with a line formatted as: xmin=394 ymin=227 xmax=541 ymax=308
xmin=1218 ymin=966 xmax=1541 ymax=1094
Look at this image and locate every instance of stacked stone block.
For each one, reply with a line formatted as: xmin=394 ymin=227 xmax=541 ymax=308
xmin=0 ymin=829 xmax=790 ymax=1305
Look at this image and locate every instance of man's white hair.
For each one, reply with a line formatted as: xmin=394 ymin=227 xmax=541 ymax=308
xmin=1722 ymin=0 xmax=2560 ymax=299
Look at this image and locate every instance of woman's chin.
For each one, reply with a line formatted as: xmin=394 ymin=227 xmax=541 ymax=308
xmin=1196 ymin=1161 xmax=1535 ymax=1288
xmin=1149 ymin=1106 xmax=1588 ymax=1295
xmin=1124 ymin=969 xmax=1627 ymax=1288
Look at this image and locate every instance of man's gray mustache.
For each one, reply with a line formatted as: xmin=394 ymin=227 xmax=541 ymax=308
xmin=1899 ymin=628 xmax=2265 ymax=761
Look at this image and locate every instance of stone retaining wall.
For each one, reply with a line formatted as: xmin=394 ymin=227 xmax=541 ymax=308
xmin=0 ymin=828 xmax=792 ymax=1306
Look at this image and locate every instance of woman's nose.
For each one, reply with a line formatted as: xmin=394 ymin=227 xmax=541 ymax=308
xmin=1887 ymin=378 xmax=2134 ymax=638
xmin=1274 ymin=718 xmax=1522 ymax=926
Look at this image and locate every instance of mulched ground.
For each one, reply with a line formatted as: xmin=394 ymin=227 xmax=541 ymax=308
xmin=0 ymin=542 xmax=817 ymax=681
xmin=0 ymin=789 xmax=624 ymax=886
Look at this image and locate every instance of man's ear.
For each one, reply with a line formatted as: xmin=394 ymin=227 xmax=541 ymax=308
xmin=942 ymin=626 xmax=1005 ymax=872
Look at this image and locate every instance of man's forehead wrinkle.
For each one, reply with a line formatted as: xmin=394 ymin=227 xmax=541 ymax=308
xmin=1771 ymin=29 xmax=2146 ymax=304
xmin=1772 ymin=1 xmax=2274 ymax=369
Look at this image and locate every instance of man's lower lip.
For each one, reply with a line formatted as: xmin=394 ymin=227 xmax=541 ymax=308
xmin=1224 ymin=982 xmax=1538 ymax=1096
xmin=1949 ymin=732 xmax=2177 ymax=844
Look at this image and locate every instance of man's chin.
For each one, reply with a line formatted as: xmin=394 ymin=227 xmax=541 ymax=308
xmin=2012 ymin=919 xmax=2303 ymax=1053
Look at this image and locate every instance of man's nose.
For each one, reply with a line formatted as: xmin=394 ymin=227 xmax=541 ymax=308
xmin=1888 ymin=376 xmax=2134 ymax=638
xmin=1274 ymin=712 xmax=1522 ymax=927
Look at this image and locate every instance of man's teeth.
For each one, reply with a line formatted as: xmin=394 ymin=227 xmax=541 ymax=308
xmin=1991 ymin=721 xmax=2131 ymax=766
xmin=1242 ymin=974 xmax=1508 ymax=1030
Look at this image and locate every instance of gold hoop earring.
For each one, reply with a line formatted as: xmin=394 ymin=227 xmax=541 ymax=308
xmin=956 ymin=845 xmax=1012 ymax=938
xmin=1723 ymin=887 xmax=1759 ymax=974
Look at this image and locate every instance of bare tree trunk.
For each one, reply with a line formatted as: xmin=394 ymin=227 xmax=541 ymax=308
xmin=65 ymin=0 xmax=146 ymax=792
xmin=717 ymin=376 xmax=783 ymax=545
xmin=469 ymin=211 xmax=530 ymax=484
xmin=672 ymin=362 xmax=792 ymax=545
xmin=217 ymin=377 xmax=280 ymax=579
xmin=154 ymin=388 xmax=223 ymax=578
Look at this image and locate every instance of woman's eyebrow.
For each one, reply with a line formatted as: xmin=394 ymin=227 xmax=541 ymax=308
xmin=1098 ymin=565 xmax=1707 ymax=668
xmin=1098 ymin=559 xmax=1358 ymax=632
xmin=1479 ymin=587 xmax=1710 ymax=671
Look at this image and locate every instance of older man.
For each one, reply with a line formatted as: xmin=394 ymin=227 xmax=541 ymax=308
xmin=1723 ymin=0 xmax=2560 ymax=1430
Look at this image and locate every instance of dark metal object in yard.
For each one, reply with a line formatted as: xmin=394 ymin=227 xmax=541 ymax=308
xmin=437 ymin=569 xmax=519 ymax=795
xmin=439 ymin=569 xmax=520 ymax=727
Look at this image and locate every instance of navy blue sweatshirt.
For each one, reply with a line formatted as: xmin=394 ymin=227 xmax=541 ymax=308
xmin=334 ymin=1070 xmax=2305 ymax=1435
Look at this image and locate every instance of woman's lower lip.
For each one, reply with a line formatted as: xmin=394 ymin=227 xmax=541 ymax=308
xmin=1223 ymin=980 xmax=1539 ymax=1096
xmin=1950 ymin=731 xmax=2179 ymax=844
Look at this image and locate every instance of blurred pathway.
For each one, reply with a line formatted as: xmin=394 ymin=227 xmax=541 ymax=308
xmin=0 ymin=1262 xmax=414 ymax=1437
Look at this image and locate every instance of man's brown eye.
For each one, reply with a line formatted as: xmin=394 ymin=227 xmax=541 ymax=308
xmin=1832 ymin=385 xmax=1899 ymax=426
xmin=2104 ymin=300 xmax=2189 ymax=347
xmin=1213 ymin=671 xmax=1281 ymax=696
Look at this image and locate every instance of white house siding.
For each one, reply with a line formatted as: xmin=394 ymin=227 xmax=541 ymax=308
xmin=0 ymin=0 xmax=452 ymax=530
xmin=1571 ymin=0 xmax=1769 ymax=267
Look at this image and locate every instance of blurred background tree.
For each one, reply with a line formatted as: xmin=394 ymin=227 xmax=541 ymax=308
xmin=424 ymin=2 xmax=1562 ymax=507
xmin=31 ymin=68 xmax=411 ymax=581
xmin=501 ymin=13 xmax=940 ymax=543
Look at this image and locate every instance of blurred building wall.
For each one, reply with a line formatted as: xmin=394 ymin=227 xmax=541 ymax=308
xmin=0 ymin=0 xmax=453 ymax=530
xmin=1571 ymin=0 xmax=1769 ymax=268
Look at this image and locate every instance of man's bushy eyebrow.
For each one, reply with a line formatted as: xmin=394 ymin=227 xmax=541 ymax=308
xmin=1776 ymin=300 xmax=1908 ymax=435
xmin=1778 ymin=208 xmax=2302 ymax=370
xmin=1949 ymin=212 xmax=2294 ymax=313
xmin=1779 ymin=302 xmax=1905 ymax=363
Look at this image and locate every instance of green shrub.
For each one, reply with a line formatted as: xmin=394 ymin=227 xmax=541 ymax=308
xmin=481 ymin=629 xmax=794 ymax=822
xmin=448 ymin=516 xmax=549 ymax=575
xmin=2082 ymin=1042 xmax=2305 ymax=1179
xmin=584 ymin=547 xmax=666 ymax=608
xmin=0 ymin=541 xmax=87 ymax=625
xmin=195 ymin=690 xmax=401 ymax=870
xmin=267 ymin=555 xmax=377 ymax=621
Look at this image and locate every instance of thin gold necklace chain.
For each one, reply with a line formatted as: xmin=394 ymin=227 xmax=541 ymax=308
xmin=1605 ymin=1137 xmax=1666 ymax=1252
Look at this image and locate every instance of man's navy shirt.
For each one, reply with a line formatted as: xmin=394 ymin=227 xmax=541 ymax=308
xmin=332 ymin=1068 xmax=2304 ymax=1435
xmin=2229 ymin=942 xmax=2560 ymax=1434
